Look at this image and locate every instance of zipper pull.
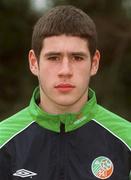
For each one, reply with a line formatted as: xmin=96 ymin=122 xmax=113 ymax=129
xmin=60 ymin=123 xmax=65 ymax=133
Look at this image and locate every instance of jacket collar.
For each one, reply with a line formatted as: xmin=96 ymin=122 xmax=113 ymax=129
xmin=29 ymin=87 xmax=98 ymax=132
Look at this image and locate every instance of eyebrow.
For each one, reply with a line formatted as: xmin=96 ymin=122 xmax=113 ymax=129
xmin=44 ymin=52 xmax=61 ymax=57
xmin=44 ymin=52 xmax=88 ymax=57
xmin=71 ymin=52 xmax=88 ymax=57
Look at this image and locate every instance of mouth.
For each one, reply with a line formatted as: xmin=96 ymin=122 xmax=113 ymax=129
xmin=54 ymin=83 xmax=75 ymax=92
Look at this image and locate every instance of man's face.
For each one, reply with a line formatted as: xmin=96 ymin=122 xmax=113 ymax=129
xmin=29 ymin=35 xmax=100 ymax=113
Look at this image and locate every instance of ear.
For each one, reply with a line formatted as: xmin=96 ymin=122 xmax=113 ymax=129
xmin=90 ymin=50 xmax=100 ymax=76
xmin=28 ymin=50 xmax=39 ymax=76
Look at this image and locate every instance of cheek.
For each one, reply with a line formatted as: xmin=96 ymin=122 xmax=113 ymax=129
xmin=39 ymin=66 xmax=57 ymax=85
xmin=39 ymin=62 xmax=58 ymax=75
xmin=39 ymin=62 xmax=50 ymax=75
xmin=77 ymin=66 xmax=91 ymax=80
xmin=76 ymin=67 xmax=91 ymax=89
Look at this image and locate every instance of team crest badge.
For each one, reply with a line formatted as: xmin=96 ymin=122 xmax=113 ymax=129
xmin=91 ymin=156 xmax=114 ymax=179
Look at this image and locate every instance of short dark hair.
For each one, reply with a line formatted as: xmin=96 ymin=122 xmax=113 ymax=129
xmin=32 ymin=5 xmax=97 ymax=58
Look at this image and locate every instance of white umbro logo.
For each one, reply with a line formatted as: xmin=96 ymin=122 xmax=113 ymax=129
xmin=13 ymin=169 xmax=37 ymax=178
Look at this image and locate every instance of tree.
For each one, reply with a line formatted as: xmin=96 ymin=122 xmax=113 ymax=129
xmin=0 ymin=0 xmax=38 ymax=119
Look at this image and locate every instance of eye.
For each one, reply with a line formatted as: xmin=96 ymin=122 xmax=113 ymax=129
xmin=47 ymin=56 xmax=59 ymax=61
xmin=73 ymin=56 xmax=84 ymax=61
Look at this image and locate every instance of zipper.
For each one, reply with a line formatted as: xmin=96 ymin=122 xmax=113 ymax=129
xmin=59 ymin=123 xmax=65 ymax=179
xmin=60 ymin=122 xmax=65 ymax=133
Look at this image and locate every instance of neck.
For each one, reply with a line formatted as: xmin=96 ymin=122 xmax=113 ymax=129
xmin=39 ymin=91 xmax=88 ymax=115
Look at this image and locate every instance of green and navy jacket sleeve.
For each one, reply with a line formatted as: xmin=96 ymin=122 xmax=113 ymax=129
xmin=0 ymin=108 xmax=35 ymax=179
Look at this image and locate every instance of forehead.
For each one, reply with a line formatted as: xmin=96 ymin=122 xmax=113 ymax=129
xmin=42 ymin=35 xmax=89 ymax=53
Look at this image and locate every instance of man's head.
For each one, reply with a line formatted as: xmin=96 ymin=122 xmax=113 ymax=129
xmin=32 ymin=5 xmax=97 ymax=59
xmin=29 ymin=5 xmax=100 ymax=114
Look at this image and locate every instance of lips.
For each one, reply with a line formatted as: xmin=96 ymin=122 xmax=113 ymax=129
xmin=54 ymin=83 xmax=75 ymax=92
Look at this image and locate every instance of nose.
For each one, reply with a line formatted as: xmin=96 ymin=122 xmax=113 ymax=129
xmin=58 ymin=58 xmax=73 ymax=78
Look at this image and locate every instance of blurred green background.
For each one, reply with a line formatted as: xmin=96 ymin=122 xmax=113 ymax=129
xmin=0 ymin=0 xmax=131 ymax=121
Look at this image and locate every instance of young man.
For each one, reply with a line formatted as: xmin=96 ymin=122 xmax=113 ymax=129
xmin=0 ymin=5 xmax=131 ymax=180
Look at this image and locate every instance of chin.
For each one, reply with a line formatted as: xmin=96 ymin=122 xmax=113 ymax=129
xmin=55 ymin=98 xmax=77 ymax=107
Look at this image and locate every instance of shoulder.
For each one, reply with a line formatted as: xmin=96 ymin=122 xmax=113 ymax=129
xmin=0 ymin=107 xmax=35 ymax=149
xmin=93 ymin=104 xmax=131 ymax=151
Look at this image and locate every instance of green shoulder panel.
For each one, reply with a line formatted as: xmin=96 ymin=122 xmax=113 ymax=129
xmin=93 ymin=105 xmax=131 ymax=151
xmin=0 ymin=107 xmax=35 ymax=149
xmin=130 ymin=172 xmax=131 ymax=180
